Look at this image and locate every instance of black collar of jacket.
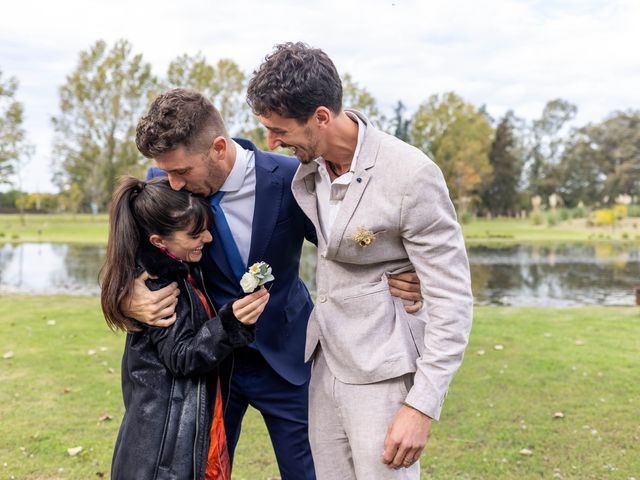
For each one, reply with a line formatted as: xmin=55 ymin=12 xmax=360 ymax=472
xmin=136 ymin=242 xmax=190 ymax=281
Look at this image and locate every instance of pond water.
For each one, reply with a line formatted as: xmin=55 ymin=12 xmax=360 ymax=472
xmin=1 ymin=242 xmax=639 ymax=307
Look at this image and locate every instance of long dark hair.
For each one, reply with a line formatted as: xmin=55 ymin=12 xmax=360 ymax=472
xmin=99 ymin=176 xmax=212 ymax=331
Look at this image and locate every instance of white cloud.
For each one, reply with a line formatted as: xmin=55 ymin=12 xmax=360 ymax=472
xmin=1 ymin=0 xmax=638 ymax=192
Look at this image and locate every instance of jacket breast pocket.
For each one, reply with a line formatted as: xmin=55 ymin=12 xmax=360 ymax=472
xmin=342 ymin=280 xmax=389 ymax=301
xmin=337 ymin=228 xmax=400 ymax=264
xmin=340 ymin=279 xmax=394 ymax=319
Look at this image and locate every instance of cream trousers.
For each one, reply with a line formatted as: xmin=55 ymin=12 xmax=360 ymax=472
xmin=308 ymin=348 xmax=420 ymax=480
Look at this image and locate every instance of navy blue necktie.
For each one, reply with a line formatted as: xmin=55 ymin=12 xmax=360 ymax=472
xmin=209 ymin=191 xmax=246 ymax=281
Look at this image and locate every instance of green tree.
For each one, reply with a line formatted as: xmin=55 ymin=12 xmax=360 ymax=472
xmin=481 ymin=111 xmax=524 ymax=216
xmin=237 ymin=120 xmax=269 ymax=151
xmin=15 ymin=192 xmax=60 ymax=212
xmin=525 ymin=99 xmax=577 ymax=202
xmin=0 ymin=189 xmax=21 ymax=209
xmin=559 ymin=110 xmax=640 ymax=206
xmin=342 ymin=73 xmax=386 ymax=128
xmin=51 ymin=39 xmax=158 ymax=212
xmin=409 ymin=92 xmax=494 ymax=210
xmin=1 ymin=70 xmax=34 ymax=223
xmin=58 ymin=183 xmax=84 ymax=217
xmin=0 ymin=70 xmax=31 ymax=186
xmin=391 ymin=100 xmax=410 ymax=142
xmin=166 ymin=53 xmax=248 ymax=133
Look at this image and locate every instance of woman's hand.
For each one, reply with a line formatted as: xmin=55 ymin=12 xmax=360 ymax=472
xmin=232 ymin=287 xmax=270 ymax=325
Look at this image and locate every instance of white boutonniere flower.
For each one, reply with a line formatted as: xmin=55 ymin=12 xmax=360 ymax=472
xmin=240 ymin=261 xmax=275 ymax=293
xmin=351 ymin=227 xmax=376 ymax=247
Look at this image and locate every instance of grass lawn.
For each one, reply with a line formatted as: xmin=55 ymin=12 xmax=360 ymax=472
xmin=0 ymin=214 xmax=109 ymax=244
xmin=1 ymin=296 xmax=638 ymax=479
xmin=2 ymin=213 xmax=640 ymax=246
xmin=461 ymin=217 xmax=640 ymax=245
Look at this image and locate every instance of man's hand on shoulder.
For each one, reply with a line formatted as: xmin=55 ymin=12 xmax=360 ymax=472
xmin=388 ymin=271 xmax=423 ymax=314
xmin=381 ymin=404 xmax=432 ymax=470
xmin=121 ymin=271 xmax=180 ymax=327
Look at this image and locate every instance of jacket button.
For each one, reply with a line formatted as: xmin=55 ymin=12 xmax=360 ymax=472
xmin=318 ymin=295 xmax=327 ymax=303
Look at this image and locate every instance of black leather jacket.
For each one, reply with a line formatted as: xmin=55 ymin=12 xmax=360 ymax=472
xmin=111 ymin=245 xmax=254 ymax=480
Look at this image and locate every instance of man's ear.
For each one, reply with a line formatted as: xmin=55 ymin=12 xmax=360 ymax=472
xmin=211 ymin=136 xmax=228 ymax=159
xmin=314 ymin=107 xmax=332 ymax=127
xmin=149 ymin=234 xmax=165 ymax=249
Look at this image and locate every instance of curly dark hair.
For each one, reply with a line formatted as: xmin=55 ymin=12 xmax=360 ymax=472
xmin=247 ymin=42 xmax=343 ymax=122
xmin=136 ymin=88 xmax=228 ymax=158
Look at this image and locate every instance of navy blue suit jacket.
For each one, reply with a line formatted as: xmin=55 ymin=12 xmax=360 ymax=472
xmin=146 ymin=138 xmax=317 ymax=385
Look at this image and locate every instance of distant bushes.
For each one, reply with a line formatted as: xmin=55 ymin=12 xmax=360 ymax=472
xmin=590 ymin=204 xmax=633 ymax=226
xmin=626 ymin=205 xmax=640 ymax=217
xmin=593 ymin=209 xmax=616 ymax=226
xmin=462 ymin=204 xmax=640 ymax=229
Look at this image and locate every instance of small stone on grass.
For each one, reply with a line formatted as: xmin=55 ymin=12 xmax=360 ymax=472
xmin=67 ymin=446 xmax=83 ymax=456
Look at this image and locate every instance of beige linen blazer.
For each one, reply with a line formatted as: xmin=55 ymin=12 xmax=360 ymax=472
xmin=291 ymin=111 xmax=473 ymax=420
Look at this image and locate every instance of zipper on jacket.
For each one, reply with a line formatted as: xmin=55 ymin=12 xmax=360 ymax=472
xmin=196 ymin=267 xmax=235 ymax=419
xmin=184 ymin=279 xmax=201 ymax=480
xmin=223 ymin=354 xmax=234 ymax=419
xmin=153 ymin=378 xmax=176 ymax=480
xmin=196 ymin=267 xmax=218 ymax=318
xmin=195 ymin=265 xmax=232 ymax=476
xmin=194 ymin=378 xmax=201 ymax=480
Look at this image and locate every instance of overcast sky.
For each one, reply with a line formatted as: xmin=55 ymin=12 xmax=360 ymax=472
xmin=1 ymin=0 xmax=638 ymax=192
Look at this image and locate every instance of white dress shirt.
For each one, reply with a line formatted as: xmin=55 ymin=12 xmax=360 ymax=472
xmin=314 ymin=113 xmax=366 ymax=240
xmin=218 ymin=141 xmax=256 ymax=266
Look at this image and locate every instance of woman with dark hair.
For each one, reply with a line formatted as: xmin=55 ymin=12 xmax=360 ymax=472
xmin=100 ymin=176 xmax=269 ymax=480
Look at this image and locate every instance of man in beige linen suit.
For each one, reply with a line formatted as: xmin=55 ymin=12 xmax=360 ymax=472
xmin=247 ymin=42 xmax=473 ymax=479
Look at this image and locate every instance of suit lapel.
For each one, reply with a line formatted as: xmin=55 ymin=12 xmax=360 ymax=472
xmin=207 ymin=222 xmax=238 ymax=285
xmin=326 ymin=112 xmax=381 ymax=257
xmin=292 ymin=161 xmax=326 ymax=247
xmin=207 ymin=138 xmax=282 ymax=284
xmin=248 ymin=150 xmax=283 ymax=265
xmin=325 ymin=172 xmax=372 ymax=258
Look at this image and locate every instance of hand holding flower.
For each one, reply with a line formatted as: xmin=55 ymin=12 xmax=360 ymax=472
xmin=232 ymin=288 xmax=269 ymax=325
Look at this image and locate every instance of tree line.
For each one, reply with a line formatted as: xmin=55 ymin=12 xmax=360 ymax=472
xmin=1 ymin=39 xmax=638 ymax=215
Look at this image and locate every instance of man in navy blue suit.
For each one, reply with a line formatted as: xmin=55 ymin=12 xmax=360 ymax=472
xmin=124 ymin=88 xmax=422 ymax=478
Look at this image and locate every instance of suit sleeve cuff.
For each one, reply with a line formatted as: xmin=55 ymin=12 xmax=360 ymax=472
xmin=404 ymin=387 xmax=446 ymax=421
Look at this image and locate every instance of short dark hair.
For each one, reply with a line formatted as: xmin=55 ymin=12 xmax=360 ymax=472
xmin=247 ymin=42 xmax=343 ymax=122
xmin=136 ymin=88 xmax=228 ymax=158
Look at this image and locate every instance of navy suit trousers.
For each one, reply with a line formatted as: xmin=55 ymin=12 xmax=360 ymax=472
xmin=224 ymin=347 xmax=316 ymax=480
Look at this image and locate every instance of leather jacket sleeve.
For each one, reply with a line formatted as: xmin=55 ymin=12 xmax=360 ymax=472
xmin=146 ymin=297 xmax=255 ymax=378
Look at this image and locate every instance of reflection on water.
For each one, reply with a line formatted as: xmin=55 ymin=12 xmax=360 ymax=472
xmin=0 ymin=243 xmax=105 ymax=295
xmin=1 ymin=242 xmax=639 ymax=306
xmin=470 ymin=244 xmax=640 ymax=306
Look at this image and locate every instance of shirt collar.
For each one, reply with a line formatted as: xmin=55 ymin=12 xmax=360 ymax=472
xmin=219 ymin=140 xmax=248 ymax=192
xmin=314 ymin=112 xmax=366 ymax=173
xmin=348 ymin=111 xmax=366 ymax=172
